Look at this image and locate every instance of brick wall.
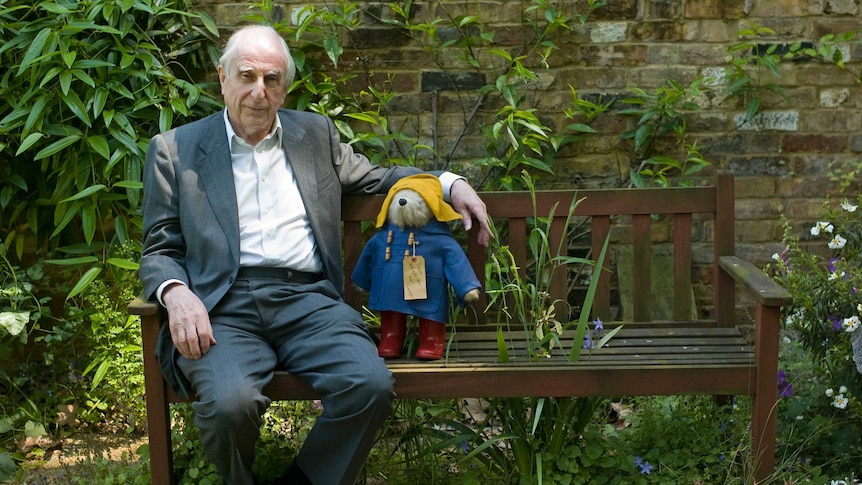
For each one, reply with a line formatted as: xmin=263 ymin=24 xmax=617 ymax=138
xmin=199 ymin=0 xmax=862 ymax=318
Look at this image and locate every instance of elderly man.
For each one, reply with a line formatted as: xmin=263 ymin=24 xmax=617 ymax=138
xmin=139 ymin=24 xmax=491 ymax=485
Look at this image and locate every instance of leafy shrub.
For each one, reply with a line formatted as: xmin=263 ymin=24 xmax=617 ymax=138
xmin=770 ymin=197 xmax=862 ymax=477
xmin=0 ymin=0 xmax=221 ymax=294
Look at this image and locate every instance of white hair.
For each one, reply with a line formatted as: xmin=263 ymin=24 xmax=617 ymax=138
xmin=219 ymin=25 xmax=296 ymax=87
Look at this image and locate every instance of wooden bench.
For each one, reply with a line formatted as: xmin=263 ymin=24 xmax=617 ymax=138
xmin=128 ymin=170 xmax=792 ymax=483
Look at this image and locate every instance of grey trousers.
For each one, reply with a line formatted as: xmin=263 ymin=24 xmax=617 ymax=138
xmin=177 ymin=278 xmax=394 ymax=485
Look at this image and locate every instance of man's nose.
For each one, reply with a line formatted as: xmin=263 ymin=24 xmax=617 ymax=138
xmin=251 ymin=79 xmax=267 ymax=99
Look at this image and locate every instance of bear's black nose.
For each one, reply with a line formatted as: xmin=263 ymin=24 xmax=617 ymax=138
xmin=398 ymin=198 xmax=407 ymax=206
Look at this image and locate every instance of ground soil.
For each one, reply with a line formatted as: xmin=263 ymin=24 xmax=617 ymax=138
xmin=7 ymin=433 xmax=148 ymax=484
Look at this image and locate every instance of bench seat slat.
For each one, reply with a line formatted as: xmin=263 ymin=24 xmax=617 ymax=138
xmin=261 ymin=365 xmax=757 ymax=401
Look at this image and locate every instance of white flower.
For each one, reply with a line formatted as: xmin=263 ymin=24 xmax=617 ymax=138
xmin=829 ymin=271 xmax=846 ymax=281
xmin=811 ymin=221 xmax=835 ymax=236
xmin=828 ymin=234 xmax=847 ymax=249
xmin=843 ymin=316 xmax=860 ymax=333
xmin=841 ymin=199 xmax=858 ymax=212
xmin=839 ymin=385 xmax=848 ymax=394
xmin=772 ymin=252 xmax=781 ymax=262
xmin=832 ymin=394 xmax=848 ymax=409
xmin=826 ymin=387 xmax=834 ymax=397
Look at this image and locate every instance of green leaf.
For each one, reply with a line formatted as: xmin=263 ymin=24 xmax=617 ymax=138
xmin=18 ymin=28 xmax=52 ymax=75
xmin=323 ymin=35 xmax=342 ymax=67
xmin=34 ymin=135 xmax=81 ymax=160
xmin=60 ymin=184 xmax=106 ymax=203
xmin=107 ymin=257 xmax=139 ymax=270
xmin=16 ymin=132 xmax=45 ymax=155
xmin=90 ymin=359 xmax=110 ymax=388
xmin=24 ymin=95 xmax=48 ymax=132
xmin=87 ymin=136 xmax=110 ymax=160
xmin=44 ymin=256 xmax=100 ymax=266
xmin=496 ymin=327 xmax=509 ymax=363
xmin=81 ymin=203 xmax=96 ymax=244
xmin=61 ymin=90 xmax=92 ymax=126
xmin=65 ymin=266 xmax=102 ymax=300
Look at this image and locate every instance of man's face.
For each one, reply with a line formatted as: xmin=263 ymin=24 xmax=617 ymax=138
xmin=218 ymin=36 xmax=288 ymax=145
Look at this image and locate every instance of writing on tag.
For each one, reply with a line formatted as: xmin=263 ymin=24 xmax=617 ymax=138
xmin=403 ymin=255 xmax=428 ymax=300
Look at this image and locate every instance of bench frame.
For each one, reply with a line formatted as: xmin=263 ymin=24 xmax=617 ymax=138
xmin=128 ymin=170 xmax=792 ymax=483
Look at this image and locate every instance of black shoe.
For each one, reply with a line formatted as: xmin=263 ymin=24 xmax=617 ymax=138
xmin=271 ymin=462 xmax=312 ymax=485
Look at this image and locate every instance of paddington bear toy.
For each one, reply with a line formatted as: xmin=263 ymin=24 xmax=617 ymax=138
xmin=351 ymin=174 xmax=481 ymax=360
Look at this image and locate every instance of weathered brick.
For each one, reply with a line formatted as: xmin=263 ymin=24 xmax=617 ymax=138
xmin=737 ymin=220 xmax=786 ymax=242
xmin=684 ymin=0 xmax=748 ymax=19
xmin=580 ymin=44 xmax=648 ymax=66
xmin=591 ymin=0 xmax=639 ymax=20
xmin=647 ymin=0 xmax=683 ymax=19
xmin=824 ymin=0 xmax=858 ymax=15
xmin=683 ymin=20 xmax=741 ymax=43
xmin=728 ymin=157 xmax=794 ymax=176
xmin=784 ymin=134 xmax=848 ymax=153
xmin=801 ymin=110 xmax=862 ymax=132
xmin=735 ymin=198 xmax=786 ymax=219
xmin=347 ymin=27 xmax=408 ymax=49
xmin=747 ymin=0 xmax=822 ymax=17
xmin=735 ymin=176 xmax=778 ymax=198
xmin=631 ymin=21 xmax=684 ymax=42
xmin=420 ymin=71 xmax=486 ymax=92
xmin=590 ymin=22 xmax=628 ymax=43
xmin=782 ymin=197 xmax=833 ymax=219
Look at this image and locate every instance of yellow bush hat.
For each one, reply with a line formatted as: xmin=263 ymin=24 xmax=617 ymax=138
xmin=375 ymin=174 xmax=462 ymax=227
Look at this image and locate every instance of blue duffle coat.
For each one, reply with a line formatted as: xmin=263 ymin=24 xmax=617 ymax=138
xmin=351 ymin=221 xmax=481 ymax=323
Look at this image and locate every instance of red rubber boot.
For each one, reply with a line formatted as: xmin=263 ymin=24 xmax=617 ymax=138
xmin=415 ymin=319 xmax=446 ymax=360
xmin=377 ymin=311 xmax=407 ymax=358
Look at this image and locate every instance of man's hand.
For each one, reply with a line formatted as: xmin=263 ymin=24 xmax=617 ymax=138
xmin=163 ymin=283 xmax=216 ymax=360
xmin=450 ymin=178 xmax=493 ymax=247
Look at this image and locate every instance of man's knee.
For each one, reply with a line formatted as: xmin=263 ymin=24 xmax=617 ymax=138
xmin=195 ymin=387 xmax=269 ymax=429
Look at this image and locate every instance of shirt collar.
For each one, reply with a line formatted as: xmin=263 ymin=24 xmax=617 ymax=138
xmin=223 ymin=109 xmax=283 ymax=151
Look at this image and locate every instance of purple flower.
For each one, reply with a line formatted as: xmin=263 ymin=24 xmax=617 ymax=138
xmin=582 ymin=332 xmax=592 ymax=349
xmin=593 ymin=318 xmax=603 ymax=330
xmin=830 ymin=315 xmax=843 ymax=331
xmin=777 ymin=369 xmax=793 ymax=398
xmin=635 ymin=457 xmax=654 ymax=475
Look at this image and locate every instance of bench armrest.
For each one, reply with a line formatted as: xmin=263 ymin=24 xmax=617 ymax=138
xmin=127 ymin=294 xmax=160 ymax=316
xmin=718 ymin=256 xmax=793 ymax=307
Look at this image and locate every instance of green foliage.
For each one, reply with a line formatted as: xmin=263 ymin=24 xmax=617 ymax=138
xmin=73 ymin=265 xmax=144 ymax=430
xmin=0 ymin=0 xmax=221 ymax=295
xmin=0 ymin=244 xmax=52 ymax=354
xmin=769 ymin=196 xmax=862 ymax=477
xmin=609 ymin=396 xmax=753 ymax=484
xmin=618 ymin=79 xmax=709 ymax=188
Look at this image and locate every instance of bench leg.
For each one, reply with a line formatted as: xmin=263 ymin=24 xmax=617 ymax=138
xmin=141 ymin=312 xmax=176 ymax=485
xmin=751 ymin=303 xmax=779 ymax=482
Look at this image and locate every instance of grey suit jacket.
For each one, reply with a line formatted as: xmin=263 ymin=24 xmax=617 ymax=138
xmin=139 ymin=109 xmax=421 ymax=396
xmin=140 ymin=108 xmax=421 ymax=308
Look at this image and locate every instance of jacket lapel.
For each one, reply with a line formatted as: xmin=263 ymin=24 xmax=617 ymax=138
xmin=196 ymin=112 xmax=241 ymax=265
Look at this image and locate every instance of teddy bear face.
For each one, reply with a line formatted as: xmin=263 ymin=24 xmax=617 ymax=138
xmin=387 ymin=188 xmax=434 ymax=229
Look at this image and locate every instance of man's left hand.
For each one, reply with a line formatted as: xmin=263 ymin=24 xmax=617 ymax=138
xmin=450 ymin=179 xmax=492 ymax=247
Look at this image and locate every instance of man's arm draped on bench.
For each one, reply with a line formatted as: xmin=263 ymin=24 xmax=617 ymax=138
xmin=138 ymin=25 xmax=490 ymax=485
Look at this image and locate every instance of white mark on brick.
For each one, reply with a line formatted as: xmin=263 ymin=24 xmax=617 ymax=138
xmin=590 ymin=23 xmax=628 ymax=43
xmin=734 ymin=110 xmax=799 ymax=132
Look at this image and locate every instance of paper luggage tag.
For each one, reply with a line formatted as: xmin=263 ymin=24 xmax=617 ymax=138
xmin=403 ymin=255 xmax=428 ymax=300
